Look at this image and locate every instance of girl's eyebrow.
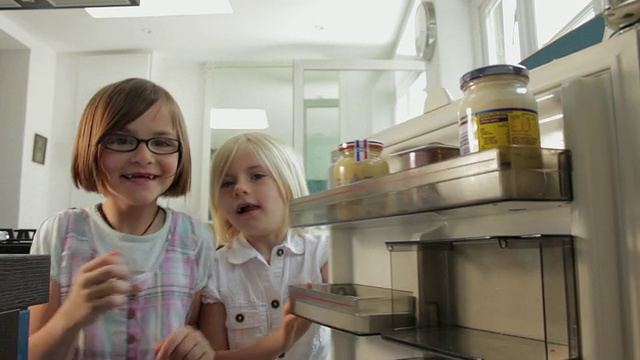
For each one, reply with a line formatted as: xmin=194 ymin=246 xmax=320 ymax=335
xmin=117 ymin=128 xmax=176 ymax=137
xmin=110 ymin=129 xmax=131 ymax=134
xmin=151 ymin=130 xmax=176 ymax=137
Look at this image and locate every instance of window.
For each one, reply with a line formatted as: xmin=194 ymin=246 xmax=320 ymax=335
xmin=479 ymin=0 xmax=595 ymax=64
xmin=395 ymin=72 xmax=427 ymax=125
xmin=534 ymin=0 xmax=594 ymax=48
xmin=484 ymin=0 xmax=520 ymax=65
xmin=395 ymin=0 xmax=421 ymax=58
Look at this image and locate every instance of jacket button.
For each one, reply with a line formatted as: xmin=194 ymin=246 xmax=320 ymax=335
xmin=271 ymin=300 xmax=280 ymax=309
xmin=235 ymin=313 xmax=245 ymax=323
xmin=126 ymin=334 xmax=137 ymax=344
xmin=276 ymin=248 xmax=284 ymax=256
xmin=127 ymin=309 xmax=136 ymax=319
xmin=129 ymin=285 xmax=141 ymax=298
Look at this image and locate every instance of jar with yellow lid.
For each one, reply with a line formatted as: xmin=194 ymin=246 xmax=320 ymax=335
xmin=457 ymin=64 xmax=540 ymax=155
xmin=333 ymin=139 xmax=389 ymax=187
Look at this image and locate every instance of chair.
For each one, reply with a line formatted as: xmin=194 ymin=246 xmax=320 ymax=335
xmin=15 ymin=229 xmax=36 ymax=240
xmin=0 ymin=228 xmax=15 ymax=241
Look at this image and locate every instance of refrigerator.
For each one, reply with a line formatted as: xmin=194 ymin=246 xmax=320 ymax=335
xmin=288 ymin=24 xmax=640 ymax=360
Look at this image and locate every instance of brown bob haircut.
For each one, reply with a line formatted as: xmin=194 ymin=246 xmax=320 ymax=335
xmin=72 ymin=78 xmax=191 ymax=197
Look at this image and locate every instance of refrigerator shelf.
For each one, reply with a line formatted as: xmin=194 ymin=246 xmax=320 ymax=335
xmin=385 ymin=234 xmax=570 ymax=251
xmin=382 ymin=326 xmax=576 ymax=360
xmin=395 ymin=357 xmax=456 ymax=360
xmin=290 ymin=146 xmax=571 ymax=228
xmin=289 ymin=283 xmax=416 ymax=336
xmin=386 ymin=235 xmax=580 ymax=360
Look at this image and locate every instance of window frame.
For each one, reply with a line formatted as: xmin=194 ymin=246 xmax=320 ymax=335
xmin=474 ymin=0 xmax=596 ymax=65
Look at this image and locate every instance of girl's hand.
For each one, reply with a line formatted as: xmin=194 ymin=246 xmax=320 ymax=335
xmin=58 ymin=250 xmax=129 ymax=330
xmin=272 ymin=301 xmax=312 ymax=354
xmin=155 ymin=326 xmax=215 ymax=360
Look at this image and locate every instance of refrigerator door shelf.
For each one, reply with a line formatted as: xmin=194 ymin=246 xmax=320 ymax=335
xmin=382 ymin=326 xmax=576 ymax=360
xmin=292 ymin=301 xmax=415 ymax=336
xmin=289 ymin=283 xmax=416 ymax=336
xmin=290 ymin=146 xmax=572 ymax=228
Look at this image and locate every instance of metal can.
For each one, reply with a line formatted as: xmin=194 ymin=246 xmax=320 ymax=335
xmin=457 ymin=64 xmax=540 ymax=155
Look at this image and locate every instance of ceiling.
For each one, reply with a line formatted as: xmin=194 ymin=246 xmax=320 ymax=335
xmin=1 ymin=0 xmax=414 ymax=61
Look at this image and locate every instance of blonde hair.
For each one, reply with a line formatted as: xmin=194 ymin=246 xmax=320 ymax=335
xmin=72 ymin=78 xmax=191 ymax=197
xmin=210 ymin=132 xmax=308 ymax=244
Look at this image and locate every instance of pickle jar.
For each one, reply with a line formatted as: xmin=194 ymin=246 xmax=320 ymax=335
xmin=333 ymin=139 xmax=389 ymax=187
xmin=457 ymin=64 xmax=540 ymax=155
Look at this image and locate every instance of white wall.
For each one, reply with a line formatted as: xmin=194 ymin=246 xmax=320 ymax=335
xmin=0 ymin=13 xmax=212 ymax=226
xmin=339 ymin=71 xmax=376 ymax=141
xmin=0 ymin=49 xmax=29 ymax=228
xmin=426 ymin=0 xmax=477 ymax=101
xmin=371 ymin=72 xmax=397 ymax=135
xmin=0 ymin=14 xmax=58 ymax=229
xmin=205 ymin=65 xmax=294 ymax=149
xmin=19 ymin=44 xmax=57 ymax=228
xmin=47 ymin=54 xmax=77 ymax=217
xmin=151 ymin=54 xmax=208 ymax=220
xmin=304 ymin=72 xmax=339 ymax=99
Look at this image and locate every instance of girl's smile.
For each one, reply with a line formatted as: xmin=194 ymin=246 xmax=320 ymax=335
xmin=121 ymin=172 xmax=160 ymax=183
xmin=236 ymin=202 xmax=261 ymax=215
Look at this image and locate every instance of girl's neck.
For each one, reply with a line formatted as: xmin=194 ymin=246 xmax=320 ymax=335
xmin=100 ymin=200 xmax=163 ymax=236
xmin=245 ymin=226 xmax=288 ymax=265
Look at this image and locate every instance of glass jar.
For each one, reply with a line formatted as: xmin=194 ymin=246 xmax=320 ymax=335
xmin=333 ymin=139 xmax=389 ymax=187
xmin=457 ymin=64 xmax=540 ymax=155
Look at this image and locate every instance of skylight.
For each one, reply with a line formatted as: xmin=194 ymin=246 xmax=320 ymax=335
xmin=86 ymin=0 xmax=232 ymax=18
xmin=210 ymin=109 xmax=269 ymax=130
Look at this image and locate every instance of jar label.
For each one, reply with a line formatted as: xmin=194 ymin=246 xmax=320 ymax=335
xmin=459 ymin=108 xmax=539 ymax=154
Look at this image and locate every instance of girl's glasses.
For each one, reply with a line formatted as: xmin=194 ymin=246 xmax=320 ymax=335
xmin=100 ymin=134 xmax=181 ymax=155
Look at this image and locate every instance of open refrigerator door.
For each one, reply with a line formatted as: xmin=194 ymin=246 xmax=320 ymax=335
xmin=288 ymin=27 xmax=640 ymax=360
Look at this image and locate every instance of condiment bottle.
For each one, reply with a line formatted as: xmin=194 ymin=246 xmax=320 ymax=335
xmin=333 ymin=139 xmax=389 ymax=187
xmin=458 ymin=64 xmax=540 ymax=155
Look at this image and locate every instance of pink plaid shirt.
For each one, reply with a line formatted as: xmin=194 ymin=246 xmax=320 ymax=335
xmin=55 ymin=208 xmax=202 ymax=359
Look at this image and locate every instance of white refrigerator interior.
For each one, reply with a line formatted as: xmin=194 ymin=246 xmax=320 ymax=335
xmin=289 ymin=28 xmax=640 ymax=360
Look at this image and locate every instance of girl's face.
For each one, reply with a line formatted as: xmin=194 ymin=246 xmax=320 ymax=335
xmin=99 ymin=101 xmax=179 ymax=207
xmin=217 ymin=148 xmax=288 ymax=241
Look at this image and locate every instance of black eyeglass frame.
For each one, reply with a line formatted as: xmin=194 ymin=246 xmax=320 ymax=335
xmin=99 ymin=134 xmax=182 ymax=155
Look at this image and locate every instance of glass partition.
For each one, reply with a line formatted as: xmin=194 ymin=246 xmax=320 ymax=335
xmin=302 ymin=68 xmax=426 ymax=192
xmin=203 ymin=61 xmax=426 ymax=199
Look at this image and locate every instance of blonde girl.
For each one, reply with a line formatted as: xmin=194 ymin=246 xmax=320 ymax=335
xmin=201 ymin=132 xmax=330 ymax=359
